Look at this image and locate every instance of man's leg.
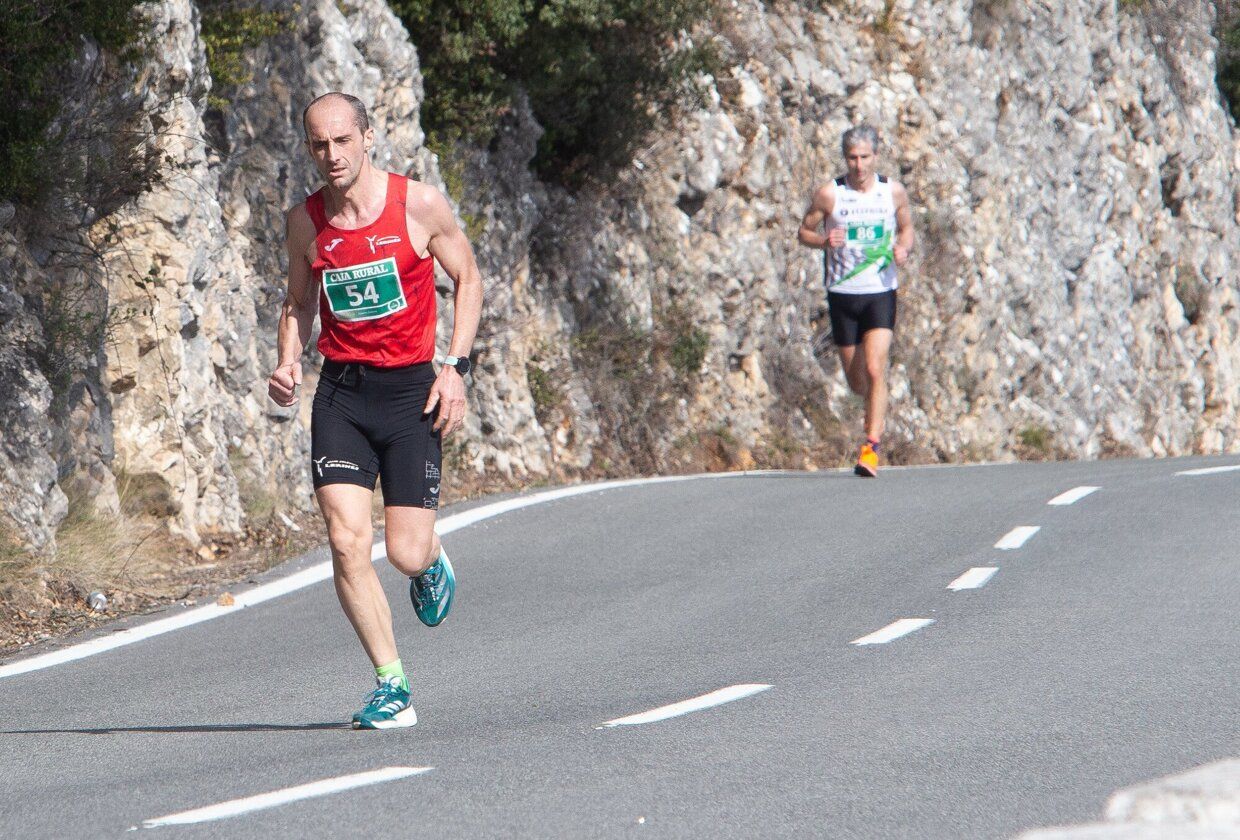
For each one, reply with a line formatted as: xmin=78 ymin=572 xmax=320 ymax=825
xmin=317 ymin=483 xmax=398 ymax=668
xmin=384 ymin=506 xmax=440 ymax=577
xmin=859 ymin=327 xmax=894 ymax=441
xmin=387 ymin=505 xmax=456 ymax=629
xmin=837 ymin=344 xmax=869 ymax=396
xmin=373 ymin=362 xmax=451 ymax=627
xmin=829 ymin=293 xmax=868 ymax=396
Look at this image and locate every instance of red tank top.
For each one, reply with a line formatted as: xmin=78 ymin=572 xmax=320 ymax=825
xmin=306 ymin=172 xmax=436 ymax=367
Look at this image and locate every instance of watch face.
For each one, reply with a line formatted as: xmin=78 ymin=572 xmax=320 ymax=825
xmin=455 ymin=357 xmax=472 ymax=375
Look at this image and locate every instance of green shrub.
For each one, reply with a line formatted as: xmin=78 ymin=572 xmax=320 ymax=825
xmin=199 ymin=1 xmax=295 ymax=111
xmin=39 ymin=284 xmax=107 ymax=406
xmin=428 ymin=137 xmax=487 ymax=236
xmin=391 ymin=0 xmax=526 ymax=146
xmin=873 ymin=0 xmax=898 ymax=34
xmin=569 ymin=319 xmax=667 ymax=471
xmin=1017 ymin=425 xmax=1051 ymax=453
xmin=512 ymin=0 xmax=718 ymax=179
xmin=669 ymin=324 xmax=708 ymax=378
xmin=525 ymin=359 xmax=565 ymax=422
xmin=391 ymin=0 xmax=717 ymax=182
xmin=0 ymin=0 xmax=143 ymax=203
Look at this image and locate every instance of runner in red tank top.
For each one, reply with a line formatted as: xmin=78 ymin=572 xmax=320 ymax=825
xmin=306 ymin=171 xmax=437 ymax=368
xmin=266 ymin=92 xmax=483 ymax=729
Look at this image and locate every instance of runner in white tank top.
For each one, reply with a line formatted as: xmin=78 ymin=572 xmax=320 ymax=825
xmin=797 ymin=125 xmax=915 ymax=477
xmin=824 ymin=173 xmax=899 ymax=294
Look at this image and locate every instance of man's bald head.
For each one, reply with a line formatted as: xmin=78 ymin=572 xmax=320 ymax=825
xmin=302 ymin=92 xmax=370 ymax=138
xmin=302 ymin=92 xmax=376 ymax=190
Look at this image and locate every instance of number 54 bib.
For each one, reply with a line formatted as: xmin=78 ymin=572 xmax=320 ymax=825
xmin=322 ymin=257 xmax=408 ymax=322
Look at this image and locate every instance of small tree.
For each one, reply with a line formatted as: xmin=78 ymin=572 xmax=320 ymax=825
xmin=391 ymin=0 xmax=716 ymax=183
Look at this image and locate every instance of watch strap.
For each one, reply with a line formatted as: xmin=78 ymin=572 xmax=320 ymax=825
xmin=444 ymin=355 xmax=472 ymax=375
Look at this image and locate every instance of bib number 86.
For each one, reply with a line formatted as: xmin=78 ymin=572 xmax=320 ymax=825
xmin=847 ymin=224 xmax=884 ymax=243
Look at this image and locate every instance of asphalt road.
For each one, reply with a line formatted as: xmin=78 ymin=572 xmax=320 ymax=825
xmin=0 ymin=456 xmax=1236 ymax=838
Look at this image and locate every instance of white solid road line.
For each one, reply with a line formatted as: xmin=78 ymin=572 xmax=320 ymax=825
xmin=947 ymin=567 xmax=998 ymax=591
xmin=0 ymin=471 xmax=762 ymax=680
xmin=851 ymin=618 xmax=935 ymax=646
xmin=0 ymin=563 xmax=339 ymax=680
xmin=1176 ymin=464 xmax=1240 ymax=476
xmin=1047 ymin=486 xmax=1100 ymax=506
xmin=141 ymin=766 xmax=432 ymax=828
xmin=600 ymin=684 xmax=773 ymax=728
xmin=995 ymin=526 xmax=1040 ymax=550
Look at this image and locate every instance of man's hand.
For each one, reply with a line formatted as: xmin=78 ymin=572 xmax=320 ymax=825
xmin=894 ymin=243 xmax=910 ymax=267
xmin=424 ymin=366 xmax=467 ymax=436
xmin=268 ymin=362 xmax=302 ymax=406
xmin=826 ymin=226 xmax=846 ymax=248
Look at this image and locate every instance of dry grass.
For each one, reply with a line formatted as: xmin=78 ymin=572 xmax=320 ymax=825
xmin=0 ymin=472 xmax=323 ymax=655
xmin=0 ymin=476 xmax=181 ymax=651
xmin=0 ymin=529 xmax=41 ymax=606
xmin=54 ymin=477 xmax=168 ymax=589
xmin=229 ymin=448 xmax=277 ymax=522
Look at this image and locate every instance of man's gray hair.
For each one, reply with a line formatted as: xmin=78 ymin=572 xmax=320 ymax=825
xmin=841 ymin=124 xmax=881 ymax=155
xmin=302 ymin=92 xmax=371 ymax=136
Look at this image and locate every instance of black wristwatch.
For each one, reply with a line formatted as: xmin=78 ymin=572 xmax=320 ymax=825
xmin=444 ymin=354 xmax=472 ymax=376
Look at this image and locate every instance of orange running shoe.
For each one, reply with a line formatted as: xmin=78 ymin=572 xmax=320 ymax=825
xmin=854 ymin=443 xmax=879 ymax=477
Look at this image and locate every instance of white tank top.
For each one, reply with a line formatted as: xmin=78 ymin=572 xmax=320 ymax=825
xmin=824 ymin=174 xmax=898 ymax=294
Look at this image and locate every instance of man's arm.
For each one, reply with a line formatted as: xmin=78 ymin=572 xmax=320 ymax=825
xmin=892 ymin=181 xmax=914 ymax=267
xmin=798 ymin=183 xmax=844 ymax=249
xmin=412 ymin=182 xmax=484 ymax=437
xmin=268 ymin=205 xmax=318 ymax=407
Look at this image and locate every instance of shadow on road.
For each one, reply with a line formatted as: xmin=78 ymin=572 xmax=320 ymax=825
xmin=0 ymin=722 xmax=349 ymax=734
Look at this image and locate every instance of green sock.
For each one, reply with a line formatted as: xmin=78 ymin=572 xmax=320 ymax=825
xmin=376 ymin=659 xmax=408 ymax=691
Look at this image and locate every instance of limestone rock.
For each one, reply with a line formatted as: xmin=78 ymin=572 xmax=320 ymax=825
xmin=0 ymin=0 xmax=1237 ymax=554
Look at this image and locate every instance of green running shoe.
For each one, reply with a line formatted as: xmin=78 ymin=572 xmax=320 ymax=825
xmin=351 ymin=677 xmax=416 ymax=730
xmin=410 ymin=549 xmax=455 ymax=627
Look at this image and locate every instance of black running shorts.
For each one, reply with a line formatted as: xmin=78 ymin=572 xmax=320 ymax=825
xmin=310 ymin=360 xmax=441 ymax=509
xmin=826 ymin=290 xmax=898 ymax=347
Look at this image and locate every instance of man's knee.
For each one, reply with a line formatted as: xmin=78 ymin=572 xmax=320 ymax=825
xmin=865 ymin=358 xmax=888 ymax=384
xmin=862 ymin=343 xmax=890 ymax=383
xmin=327 ymin=519 xmax=372 ymax=569
xmin=387 ymin=531 xmax=438 ymax=577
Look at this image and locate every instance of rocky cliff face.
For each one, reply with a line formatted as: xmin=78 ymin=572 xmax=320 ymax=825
xmin=465 ymin=0 xmax=1240 ymax=476
xmin=0 ymin=0 xmax=440 ymax=554
xmin=1 ymin=0 xmax=1237 ymax=556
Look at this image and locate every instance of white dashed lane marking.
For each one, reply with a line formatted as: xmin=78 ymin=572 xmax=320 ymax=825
xmin=1176 ymin=464 xmax=1240 ymax=476
xmin=599 ymin=684 xmax=772 ymax=728
xmin=850 ymin=618 xmax=935 ymax=646
xmin=1047 ymin=486 xmax=1100 ymax=506
xmin=947 ymin=567 xmax=998 ymax=591
xmin=995 ymin=526 xmax=1040 ymax=550
xmin=140 ymin=766 xmax=432 ymax=828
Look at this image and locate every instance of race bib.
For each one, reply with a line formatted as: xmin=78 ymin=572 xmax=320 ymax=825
xmin=322 ymin=257 xmax=407 ymax=322
xmin=846 ymin=223 xmax=886 ymax=244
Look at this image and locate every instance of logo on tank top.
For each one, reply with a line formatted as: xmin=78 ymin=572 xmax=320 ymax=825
xmin=365 ymin=234 xmax=402 ymax=254
xmin=322 ymin=256 xmax=408 ymax=321
xmin=324 ymin=237 xmax=345 ymax=252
